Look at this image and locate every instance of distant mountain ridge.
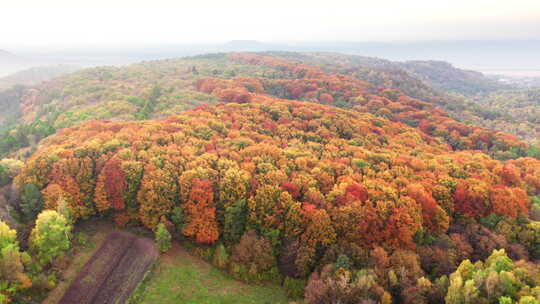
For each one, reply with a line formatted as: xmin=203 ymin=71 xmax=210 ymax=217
xmin=254 ymin=51 xmax=540 ymax=145
xmin=0 ymin=49 xmax=13 ymax=57
xmin=222 ymin=40 xmax=281 ymax=51
xmin=0 ymin=49 xmax=30 ymax=76
xmin=0 ymin=65 xmax=81 ymax=90
xmin=0 ymin=49 xmax=18 ymax=63
xmin=401 ymin=60 xmax=502 ymax=95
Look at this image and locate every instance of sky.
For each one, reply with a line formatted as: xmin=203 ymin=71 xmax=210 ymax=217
xmin=1 ymin=0 xmax=540 ymax=48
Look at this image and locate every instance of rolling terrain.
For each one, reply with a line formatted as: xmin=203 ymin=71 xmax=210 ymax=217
xmin=238 ymin=52 xmax=540 ymax=150
xmin=0 ymin=52 xmax=536 ymax=160
xmin=14 ymin=80 xmax=540 ymax=303
xmin=1 ymin=51 xmax=540 ymax=303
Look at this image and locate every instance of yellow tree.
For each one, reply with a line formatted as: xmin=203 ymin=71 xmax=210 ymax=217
xmin=137 ymin=164 xmax=177 ymax=229
xmin=219 ymin=167 xmax=250 ymax=209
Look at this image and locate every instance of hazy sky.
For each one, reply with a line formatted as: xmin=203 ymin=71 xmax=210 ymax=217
xmin=2 ymin=0 xmax=540 ymax=48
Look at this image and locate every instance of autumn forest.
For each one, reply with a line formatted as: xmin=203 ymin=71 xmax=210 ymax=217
xmin=0 ymin=52 xmax=539 ymax=304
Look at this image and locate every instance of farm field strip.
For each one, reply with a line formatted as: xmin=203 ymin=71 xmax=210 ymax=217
xmin=59 ymin=231 xmax=157 ymax=304
xmin=91 ymin=238 xmax=158 ymax=304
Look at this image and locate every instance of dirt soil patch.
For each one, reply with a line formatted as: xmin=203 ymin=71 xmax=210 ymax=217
xmin=59 ymin=231 xmax=157 ymax=304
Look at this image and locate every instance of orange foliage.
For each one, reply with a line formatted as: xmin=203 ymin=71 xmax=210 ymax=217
xmin=182 ymin=179 xmax=220 ymax=244
xmin=490 ymin=185 xmax=529 ymax=218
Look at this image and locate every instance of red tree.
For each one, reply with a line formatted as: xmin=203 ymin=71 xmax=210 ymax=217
xmin=103 ymin=157 xmax=127 ymax=210
xmin=336 ymin=183 xmax=368 ymax=205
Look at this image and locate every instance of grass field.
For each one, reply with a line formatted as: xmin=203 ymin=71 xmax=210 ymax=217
xmin=46 ymin=221 xmax=291 ymax=304
xmin=130 ymin=243 xmax=290 ymax=304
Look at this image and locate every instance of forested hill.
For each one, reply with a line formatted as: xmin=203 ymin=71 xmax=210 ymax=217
xmin=1 ymin=51 xmax=540 ymax=303
xmin=248 ymin=52 xmax=540 ymax=148
xmin=245 ymin=52 xmax=508 ymax=126
xmin=400 ymin=60 xmax=503 ymax=95
xmin=263 ymin=51 xmax=504 ymax=97
xmin=0 ymin=52 xmax=532 ymax=160
xmin=13 ymin=76 xmax=540 ymax=304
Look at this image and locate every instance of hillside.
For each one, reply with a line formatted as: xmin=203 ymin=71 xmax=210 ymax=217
xmin=255 ymin=52 xmax=540 ymax=149
xmin=0 ymin=51 xmax=539 ymax=303
xmin=256 ymin=52 xmax=508 ymax=123
xmin=14 ymin=96 xmax=540 ymax=303
xmin=400 ymin=60 xmax=503 ymax=95
xmin=0 ymin=65 xmax=81 ymax=91
xmin=469 ymin=89 xmax=540 ymax=145
xmin=0 ymin=52 xmax=533 ymax=161
xmin=264 ymin=51 xmax=503 ymax=97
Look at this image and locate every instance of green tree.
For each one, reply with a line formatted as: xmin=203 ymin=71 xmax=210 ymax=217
xmin=155 ymin=223 xmax=171 ymax=253
xmin=0 ymin=221 xmax=31 ymax=298
xmin=0 ymin=165 xmax=9 ymax=187
xmin=170 ymin=206 xmax=185 ymax=234
xmin=223 ymin=199 xmax=247 ymax=243
xmin=0 ymin=222 xmax=16 ymax=250
xmin=20 ymin=183 xmax=43 ymax=220
xmin=30 ymin=210 xmax=71 ymax=265
xmin=335 ymin=254 xmax=351 ymax=271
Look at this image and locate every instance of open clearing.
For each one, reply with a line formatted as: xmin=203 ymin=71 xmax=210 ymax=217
xmin=130 ymin=243 xmax=290 ymax=304
xmin=46 ymin=221 xmax=289 ymax=304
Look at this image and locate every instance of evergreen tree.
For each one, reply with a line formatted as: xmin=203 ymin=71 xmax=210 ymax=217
xmin=20 ymin=183 xmax=43 ymax=220
xmin=155 ymin=223 xmax=171 ymax=253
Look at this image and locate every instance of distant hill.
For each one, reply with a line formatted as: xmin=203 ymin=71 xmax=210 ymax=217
xmin=0 ymin=51 xmax=532 ymax=161
xmin=261 ymin=52 xmax=503 ymax=97
xmin=218 ymin=40 xmax=291 ymax=54
xmin=0 ymin=65 xmax=81 ymax=91
xmin=0 ymin=49 xmax=14 ymax=57
xmin=401 ymin=60 xmax=502 ymax=95
xmin=224 ymin=40 xmax=262 ymax=46
xmin=0 ymin=49 xmax=19 ymax=66
xmin=0 ymin=49 xmax=29 ymax=76
xmin=0 ymin=49 xmax=20 ymax=63
xmin=254 ymin=52 xmax=540 ymax=147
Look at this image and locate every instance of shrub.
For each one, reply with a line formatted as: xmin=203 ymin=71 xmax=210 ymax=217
xmin=283 ymin=276 xmax=307 ymax=299
xmin=155 ymin=223 xmax=171 ymax=253
xmin=0 ymin=221 xmax=32 ymax=299
xmin=335 ymin=254 xmax=351 ymax=271
xmin=212 ymin=244 xmax=229 ymax=269
xmin=170 ymin=206 xmax=185 ymax=235
xmin=231 ymin=230 xmax=278 ymax=283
